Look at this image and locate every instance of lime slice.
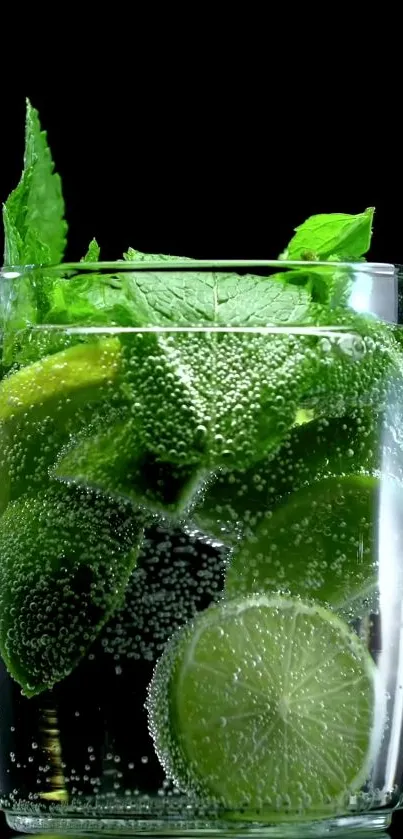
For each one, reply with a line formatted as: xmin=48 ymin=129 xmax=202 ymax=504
xmin=0 ymin=485 xmax=143 ymax=696
xmin=0 ymin=338 xmax=121 ymax=421
xmin=147 ymin=594 xmax=376 ymax=815
xmin=191 ymin=412 xmax=379 ymax=547
xmin=0 ymin=338 xmax=123 ymax=512
xmin=53 ymin=420 xmax=208 ymax=517
xmin=225 ymin=475 xmax=380 ymax=608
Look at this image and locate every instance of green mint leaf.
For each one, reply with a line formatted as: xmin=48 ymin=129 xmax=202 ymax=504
xmin=44 ymin=272 xmax=137 ymax=327
xmin=35 ymin=264 xmax=311 ymax=331
xmin=123 ymin=246 xmax=194 ymax=262
xmin=81 ymin=238 xmax=100 ymax=262
xmin=121 ymin=270 xmax=311 ymax=326
xmin=45 ymin=267 xmax=312 ymax=471
xmin=281 ymin=208 xmax=374 ymax=261
xmin=39 ymin=264 xmax=314 ymax=482
xmin=280 ymin=265 xmax=353 ymax=306
xmin=53 ymin=420 xmax=208 ymax=518
xmin=122 ymin=330 xmax=314 ymax=470
xmin=3 ymin=205 xmax=24 ymax=265
xmin=2 ymin=99 xmax=67 ymax=266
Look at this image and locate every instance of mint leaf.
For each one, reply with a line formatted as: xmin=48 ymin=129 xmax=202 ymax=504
xmin=29 ymin=258 xmax=309 ymax=474
xmin=281 ymin=208 xmax=374 ymax=262
xmin=45 ymin=271 xmax=138 ymax=326
xmin=82 ymin=238 xmax=100 ymax=262
xmin=2 ymin=99 xmax=67 ymax=266
xmin=3 ymin=205 xmax=24 ymax=265
xmin=120 ymin=269 xmax=311 ymax=326
xmin=53 ymin=420 xmax=208 ymax=517
xmin=35 ymin=264 xmax=311 ymax=330
xmin=281 ymin=265 xmax=353 ymax=306
xmin=37 ymin=265 xmax=314 ymax=476
xmin=123 ymin=246 xmax=194 ymax=263
xmin=123 ymin=330 xmax=314 ymax=469
xmin=276 ymin=209 xmax=375 ymax=305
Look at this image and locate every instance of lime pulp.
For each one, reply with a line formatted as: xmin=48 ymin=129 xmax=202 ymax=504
xmin=225 ymin=475 xmax=380 ymax=608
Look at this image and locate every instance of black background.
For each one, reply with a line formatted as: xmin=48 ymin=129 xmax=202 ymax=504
xmin=0 ymin=76 xmax=402 ymax=837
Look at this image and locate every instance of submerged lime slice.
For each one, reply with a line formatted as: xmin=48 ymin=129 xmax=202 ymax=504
xmin=0 ymin=338 xmax=121 ymax=422
xmin=148 ymin=594 xmax=376 ymax=815
xmin=0 ymin=485 xmax=143 ymax=696
xmin=225 ymin=475 xmax=380 ymax=608
xmin=0 ymin=338 xmax=123 ymax=512
xmin=191 ymin=412 xmax=379 ymax=547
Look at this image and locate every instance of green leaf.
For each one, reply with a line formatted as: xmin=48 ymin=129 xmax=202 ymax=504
xmin=120 ymin=270 xmax=311 ymax=326
xmin=41 ymin=266 xmax=312 ymax=471
xmin=44 ymin=271 xmax=138 ymax=326
xmin=122 ymin=330 xmax=315 ymax=470
xmin=123 ymin=246 xmax=194 ymax=262
xmin=82 ymin=238 xmax=100 ymax=262
xmin=53 ymin=419 xmax=208 ymax=517
xmin=281 ymin=208 xmax=374 ymax=261
xmin=2 ymin=99 xmax=67 ymax=266
xmin=2 ymin=205 xmax=24 ymax=265
xmin=282 ymin=265 xmax=353 ymax=306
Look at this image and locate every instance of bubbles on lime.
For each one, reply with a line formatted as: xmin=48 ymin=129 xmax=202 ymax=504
xmin=147 ymin=594 xmax=376 ymax=815
xmin=191 ymin=411 xmax=380 ymax=547
xmin=225 ymin=475 xmax=381 ymax=608
xmin=0 ymin=337 xmax=124 ymax=513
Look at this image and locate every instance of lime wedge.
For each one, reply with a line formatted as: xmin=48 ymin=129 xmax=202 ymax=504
xmin=53 ymin=420 xmax=208 ymax=517
xmin=0 ymin=485 xmax=143 ymax=696
xmin=0 ymin=338 xmax=121 ymax=421
xmin=147 ymin=594 xmax=376 ymax=815
xmin=225 ymin=475 xmax=379 ymax=608
xmin=0 ymin=338 xmax=123 ymax=512
xmin=191 ymin=412 xmax=379 ymax=547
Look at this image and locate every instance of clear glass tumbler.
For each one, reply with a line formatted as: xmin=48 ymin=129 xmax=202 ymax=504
xmin=0 ymin=259 xmax=401 ymax=837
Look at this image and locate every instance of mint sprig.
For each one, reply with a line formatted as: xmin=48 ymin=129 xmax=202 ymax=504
xmin=280 ymin=208 xmax=374 ymax=262
xmin=121 ymin=268 xmax=312 ymax=327
xmin=275 ymin=209 xmax=374 ymax=306
xmin=123 ymin=246 xmax=194 ymax=263
xmin=3 ymin=100 xmax=67 ymax=266
xmin=82 ymin=238 xmax=100 ymax=262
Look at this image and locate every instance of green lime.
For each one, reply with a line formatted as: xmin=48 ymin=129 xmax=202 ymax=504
xmin=191 ymin=412 xmax=379 ymax=547
xmin=147 ymin=594 xmax=376 ymax=815
xmin=0 ymin=338 xmax=121 ymax=421
xmin=0 ymin=484 xmax=143 ymax=696
xmin=0 ymin=338 xmax=123 ymax=512
xmin=225 ymin=475 xmax=380 ymax=608
xmin=53 ymin=420 xmax=208 ymax=518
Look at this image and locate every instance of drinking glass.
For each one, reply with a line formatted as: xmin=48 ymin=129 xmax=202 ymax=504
xmin=0 ymin=260 xmax=401 ymax=838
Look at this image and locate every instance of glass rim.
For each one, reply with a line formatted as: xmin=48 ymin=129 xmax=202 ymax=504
xmin=0 ymin=259 xmax=397 ymax=277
